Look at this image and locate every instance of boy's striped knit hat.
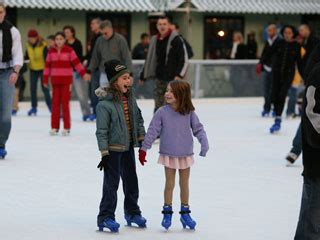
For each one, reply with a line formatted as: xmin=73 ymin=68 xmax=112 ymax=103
xmin=104 ymin=59 xmax=130 ymax=84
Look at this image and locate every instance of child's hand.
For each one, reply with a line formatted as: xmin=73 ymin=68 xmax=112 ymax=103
xmin=138 ymin=149 xmax=147 ymax=166
xmin=97 ymin=155 xmax=110 ymax=171
xmin=43 ymin=83 xmax=49 ymax=88
xmin=199 ymin=150 xmax=208 ymax=157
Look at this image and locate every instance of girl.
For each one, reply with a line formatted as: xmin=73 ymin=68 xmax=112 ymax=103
xmin=139 ymin=80 xmax=209 ymax=230
xmin=43 ymin=32 xmax=89 ymax=136
xmin=95 ymin=59 xmax=146 ymax=232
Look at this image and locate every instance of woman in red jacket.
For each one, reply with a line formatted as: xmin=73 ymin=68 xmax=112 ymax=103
xmin=43 ymin=32 xmax=90 ymax=136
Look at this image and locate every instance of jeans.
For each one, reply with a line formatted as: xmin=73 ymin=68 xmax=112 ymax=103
xmin=99 ymin=72 xmax=109 ymax=88
xmin=30 ymin=70 xmax=51 ymax=111
xmin=73 ymin=72 xmax=91 ymax=116
xmin=90 ymin=70 xmax=100 ymax=115
xmin=294 ymin=176 xmax=320 ymax=240
xmin=262 ymin=71 xmax=273 ymax=112
xmin=286 ymin=86 xmax=298 ymax=116
xmin=0 ymin=69 xmax=15 ymax=147
xmin=97 ymin=146 xmax=141 ymax=224
xmin=291 ymin=123 xmax=302 ymax=156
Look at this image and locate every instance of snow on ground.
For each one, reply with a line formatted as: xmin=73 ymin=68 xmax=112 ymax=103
xmin=0 ymin=98 xmax=303 ymax=240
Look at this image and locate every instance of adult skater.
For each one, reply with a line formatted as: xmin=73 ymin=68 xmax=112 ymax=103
xmin=139 ymin=80 xmax=209 ymax=230
xmin=140 ymin=16 xmax=188 ymax=113
xmin=294 ymin=61 xmax=320 ymax=240
xmin=268 ymin=25 xmax=301 ymax=133
xmin=256 ymin=24 xmax=280 ymax=117
xmin=0 ymin=3 xmax=23 ymax=159
xmin=286 ymin=24 xmax=320 ymax=163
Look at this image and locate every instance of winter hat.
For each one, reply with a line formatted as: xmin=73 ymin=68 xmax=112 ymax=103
xmin=104 ymin=59 xmax=130 ymax=84
xmin=28 ymin=29 xmax=38 ymax=38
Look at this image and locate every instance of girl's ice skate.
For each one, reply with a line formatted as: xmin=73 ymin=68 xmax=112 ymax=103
xmin=179 ymin=205 xmax=196 ymax=230
xmin=0 ymin=148 xmax=7 ymax=159
xmin=28 ymin=107 xmax=37 ymax=116
xmin=270 ymin=118 xmax=281 ymax=134
xmin=161 ymin=205 xmax=173 ymax=230
xmin=49 ymin=129 xmax=58 ymax=136
xmin=98 ymin=218 xmax=120 ymax=233
xmin=125 ymin=214 xmax=147 ymax=228
xmin=62 ymin=129 xmax=70 ymax=136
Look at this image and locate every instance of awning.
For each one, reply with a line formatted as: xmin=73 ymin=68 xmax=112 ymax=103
xmin=4 ymin=0 xmax=158 ymax=12
xmin=191 ymin=0 xmax=320 ymax=14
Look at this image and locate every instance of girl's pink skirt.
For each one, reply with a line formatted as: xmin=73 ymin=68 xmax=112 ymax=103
xmin=158 ymin=154 xmax=194 ymax=169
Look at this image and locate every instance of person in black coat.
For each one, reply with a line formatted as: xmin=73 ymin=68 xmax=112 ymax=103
xmin=294 ymin=62 xmax=320 ymax=240
xmin=247 ymin=31 xmax=258 ymax=59
xmin=230 ymin=32 xmax=247 ymax=59
xmin=286 ymin=24 xmax=320 ymax=164
xmin=257 ymin=24 xmax=281 ymax=116
xmin=298 ymin=24 xmax=320 ymax=79
xmin=269 ymin=25 xmax=301 ymax=133
xmin=132 ymin=33 xmax=149 ymax=60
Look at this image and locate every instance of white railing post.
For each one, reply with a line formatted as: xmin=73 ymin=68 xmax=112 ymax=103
xmin=194 ymin=62 xmax=201 ymax=98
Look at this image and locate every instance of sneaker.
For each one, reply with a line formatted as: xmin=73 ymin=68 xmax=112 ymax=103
xmin=286 ymin=152 xmax=298 ymax=164
xmin=62 ymin=129 xmax=70 ymax=136
xmin=49 ymin=129 xmax=59 ymax=136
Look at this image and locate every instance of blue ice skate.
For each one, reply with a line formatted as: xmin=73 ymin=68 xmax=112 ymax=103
xmin=89 ymin=114 xmax=96 ymax=121
xmin=0 ymin=148 xmax=7 ymax=159
xmin=125 ymin=214 xmax=147 ymax=228
xmin=98 ymin=218 xmax=120 ymax=232
xmin=12 ymin=109 xmax=18 ymax=116
xmin=179 ymin=205 xmax=196 ymax=230
xmin=270 ymin=118 xmax=281 ymax=134
xmin=161 ymin=205 xmax=173 ymax=230
xmin=82 ymin=114 xmax=91 ymax=122
xmin=28 ymin=107 xmax=37 ymax=116
xmin=261 ymin=110 xmax=269 ymax=117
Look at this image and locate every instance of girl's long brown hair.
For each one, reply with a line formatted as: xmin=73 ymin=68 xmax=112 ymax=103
xmin=169 ymin=80 xmax=195 ymax=115
xmin=107 ymin=81 xmax=130 ymax=102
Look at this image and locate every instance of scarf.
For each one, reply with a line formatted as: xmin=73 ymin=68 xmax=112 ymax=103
xmin=0 ymin=20 xmax=13 ymax=62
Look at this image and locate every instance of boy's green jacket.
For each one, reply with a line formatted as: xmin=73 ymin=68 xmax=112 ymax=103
xmin=95 ymin=88 xmax=145 ymax=155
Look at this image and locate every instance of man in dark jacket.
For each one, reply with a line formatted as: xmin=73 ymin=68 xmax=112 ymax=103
xmin=286 ymin=24 xmax=320 ymax=164
xmin=132 ymin=33 xmax=149 ymax=60
xmin=256 ymin=24 xmax=281 ymax=117
xmin=86 ymin=17 xmax=101 ymax=117
xmin=298 ymin=24 xmax=320 ymax=79
xmin=140 ymin=16 xmax=188 ymax=113
xmin=294 ymin=62 xmax=320 ymax=240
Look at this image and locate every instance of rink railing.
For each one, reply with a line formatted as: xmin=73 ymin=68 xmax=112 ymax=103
xmin=132 ymin=59 xmax=261 ymax=99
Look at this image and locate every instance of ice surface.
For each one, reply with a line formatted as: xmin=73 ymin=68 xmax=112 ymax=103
xmin=0 ymin=98 xmax=302 ymax=240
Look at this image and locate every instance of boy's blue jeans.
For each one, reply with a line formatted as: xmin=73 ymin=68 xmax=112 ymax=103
xmin=97 ymin=145 xmax=141 ymax=224
xmin=294 ymin=176 xmax=320 ymax=240
xmin=0 ymin=69 xmax=15 ymax=147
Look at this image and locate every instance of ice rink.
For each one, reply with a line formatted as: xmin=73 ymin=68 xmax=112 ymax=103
xmin=0 ymin=98 xmax=303 ymax=240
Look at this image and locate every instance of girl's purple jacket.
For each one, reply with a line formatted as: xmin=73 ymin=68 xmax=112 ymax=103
xmin=141 ymin=105 xmax=209 ymax=158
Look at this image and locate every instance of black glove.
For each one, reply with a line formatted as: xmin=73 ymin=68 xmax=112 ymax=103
xmin=97 ymin=155 xmax=110 ymax=171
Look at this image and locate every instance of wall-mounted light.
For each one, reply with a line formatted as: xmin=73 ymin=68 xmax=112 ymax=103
xmin=217 ymin=30 xmax=225 ymax=37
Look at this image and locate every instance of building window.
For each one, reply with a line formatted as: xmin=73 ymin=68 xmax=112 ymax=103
xmin=148 ymin=17 xmax=159 ymax=36
xmin=204 ymin=16 xmax=244 ymax=59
